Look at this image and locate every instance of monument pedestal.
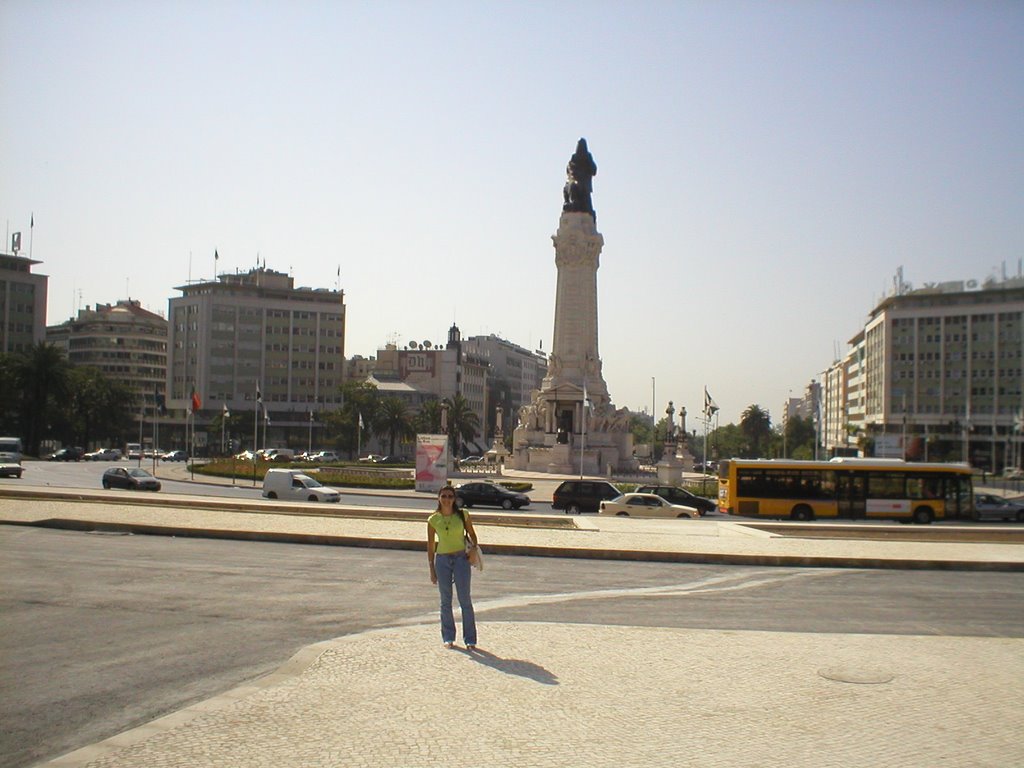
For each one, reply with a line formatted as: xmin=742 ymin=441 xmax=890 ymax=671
xmin=656 ymin=442 xmax=684 ymax=485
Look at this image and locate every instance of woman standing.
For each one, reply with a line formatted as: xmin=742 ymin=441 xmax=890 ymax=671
xmin=427 ymin=485 xmax=479 ymax=649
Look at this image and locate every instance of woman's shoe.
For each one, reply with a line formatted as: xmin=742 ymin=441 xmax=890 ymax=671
xmin=466 ymin=644 xmax=477 ymax=651
xmin=443 ymin=642 xmax=454 ymax=649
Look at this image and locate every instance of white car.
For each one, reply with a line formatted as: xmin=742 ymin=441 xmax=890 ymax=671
xmin=599 ymin=493 xmax=700 ymax=519
xmin=84 ymin=448 xmax=122 ymax=461
xmin=306 ymin=450 xmax=340 ymax=463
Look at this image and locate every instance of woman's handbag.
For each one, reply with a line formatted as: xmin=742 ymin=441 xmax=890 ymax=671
xmin=465 ymin=539 xmax=484 ymax=571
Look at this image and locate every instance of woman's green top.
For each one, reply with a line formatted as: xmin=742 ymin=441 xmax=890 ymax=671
xmin=428 ymin=510 xmax=468 ymax=554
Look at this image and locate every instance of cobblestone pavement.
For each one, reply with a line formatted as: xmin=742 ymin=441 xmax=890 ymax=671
xmin=44 ymin=622 xmax=1023 ymax=768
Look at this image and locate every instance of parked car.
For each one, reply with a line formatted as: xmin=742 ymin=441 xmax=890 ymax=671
xmin=102 ymin=466 xmax=161 ymax=491
xmin=162 ymin=450 xmax=188 ymax=462
xmin=85 ymin=448 xmax=122 ymax=461
xmin=47 ymin=447 xmax=84 ymax=462
xmin=599 ymin=493 xmax=699 ymax=519
xmin=455 ymin=481 xmax=530 ymax=510
xmin=378 ymin=455 xmax=410 ymax=464
xmin=359 ymin=454 xmax=385 ymax=463
xmin=0 ymin=451 xmax=23 ymax=478
xmin=305 ymin=450 xmax=340 ymax=463
xmin=261 ymin=448 xmax=296 ymax=462
xmin=460 ymin=455 xmax=484 ymax=464
xmin=973 ymin=493 xmax=1024 ymax=522
xmin=634 ymin=484 xmax=717 ymax=515
xmin=551 ymin=480 xmax=622 ymax=514
xmin=262 ymin=468 xmax=341 ymax=503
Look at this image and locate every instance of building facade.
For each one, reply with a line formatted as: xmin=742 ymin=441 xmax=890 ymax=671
xmin=167 ymin=267 xmax=345 ymax=444
xmin=0 ymin=252 xmax=48 ymax=354
xmin=370 ymin=325 xmax=490 ymax=452
xmin=821 ymin=275 xmax=1024 ymax=470
xmin=46 ymin=299 xmax=168 ymax=411
xmin=463 ymin=334 xmax=548 ymax=436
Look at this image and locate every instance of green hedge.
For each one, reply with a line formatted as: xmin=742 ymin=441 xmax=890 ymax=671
xmin=191 ymin=460 xmax=535 ymax=493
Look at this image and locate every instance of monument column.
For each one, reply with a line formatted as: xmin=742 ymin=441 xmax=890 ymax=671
xmin=545 ymin=138 xmax=610 ymax=405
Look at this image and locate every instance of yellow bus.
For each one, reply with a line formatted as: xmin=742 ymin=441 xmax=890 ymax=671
xmin=717 ymin=458 xmax=974 ymax=524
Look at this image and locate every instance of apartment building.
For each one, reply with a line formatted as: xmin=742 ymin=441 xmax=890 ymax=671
xmin=46 ymin=299 xmax=168 ymax=411
xmin=0 ymin=252 xmax=47 ymax=354
xmin=168 ymin=267 xmax=345 ymax=435
xmin=371 ymin=324 xmax=489 ymax=451
xmin=463 ymin=334 xmax=548 ymax=434
xmin=821 ymin=275 xmax=1024 ymax=469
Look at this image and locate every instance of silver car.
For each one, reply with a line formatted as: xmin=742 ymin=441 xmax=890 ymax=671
xmin=973 ymin=494 xmax=1024 ymax=522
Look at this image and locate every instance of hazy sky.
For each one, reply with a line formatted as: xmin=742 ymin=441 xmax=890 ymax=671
xmin=2 ymin=1 xmax=1020 ymax=425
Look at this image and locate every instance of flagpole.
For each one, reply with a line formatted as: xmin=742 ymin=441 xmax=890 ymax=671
xmin=253 ymin=381 xmax=260 ymax=486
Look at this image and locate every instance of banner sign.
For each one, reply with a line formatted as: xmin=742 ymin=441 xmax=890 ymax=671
xmin=415 ymin=434 xmax=449 ymax=493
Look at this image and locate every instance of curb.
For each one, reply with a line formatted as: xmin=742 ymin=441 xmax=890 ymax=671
xmin=5 ymin=516 xmax=1023 ymax=572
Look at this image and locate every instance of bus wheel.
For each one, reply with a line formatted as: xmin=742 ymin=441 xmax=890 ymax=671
xmin=912 ymin=506 xmax=934 ymax=525
xmin=790 ymin=505 xmax=814 ymax=522
xmin=616 ymin=511 xmax=629 ymax=516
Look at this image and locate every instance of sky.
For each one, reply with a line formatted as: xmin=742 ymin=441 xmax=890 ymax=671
xmin=1 ymin=1 xmax=1021 ymax=426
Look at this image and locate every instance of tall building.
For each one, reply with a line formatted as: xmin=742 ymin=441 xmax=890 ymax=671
xmin=371 ymin=324 xmax=489 ymax=451
xmin=168 ymin=267 xmax=345 ymax=438
xmin=0 ymin=252 xmax=48 ymax=354
xmin=822 ymin=274 xmax=1024 ymax=469
xmin=46 ymin=299 xmax=168 ymax=411
xmin=463 ymin=334 xmax=547 ymax=434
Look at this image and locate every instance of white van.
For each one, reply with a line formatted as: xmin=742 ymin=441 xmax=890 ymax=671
xmin=262 ymin=468 xmax=341 ymax=503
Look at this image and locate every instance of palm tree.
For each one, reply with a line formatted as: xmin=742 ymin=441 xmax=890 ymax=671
xmin=444 ymin=394 xmax=480 ymax=458
xmin=375 ymin=397 xmax=414 ymax=456
xmin=15 ymin=343 xmax=71 ymax=456
xmin=417 ymin=398 xmax=444 ymax=434
xmin=740 ymin=404 xmax=772 ymax=458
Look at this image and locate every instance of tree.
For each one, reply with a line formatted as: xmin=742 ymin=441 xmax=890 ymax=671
xmin=444 ymin=394 xmax=479 ymax=458
xmin=784 ymin=415 xmax=818 ymax=460
xmin=15 ymin=343 xmax=71 ymax=456
xmin=322 ymin=380 xmax=381 ymax=458
xmin=375 ymin=396 xmax=414 ymax=456
xmin=416 ymin=398 xmax=444 ymax=435
xmin=739 ymin=404 xmax=772 ymax=458
xmin=63 ymin=366 xmax=136 ymax=449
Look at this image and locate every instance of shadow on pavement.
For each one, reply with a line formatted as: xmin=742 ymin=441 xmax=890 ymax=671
xmin=463 ymin=647 xmax=560 ymax=685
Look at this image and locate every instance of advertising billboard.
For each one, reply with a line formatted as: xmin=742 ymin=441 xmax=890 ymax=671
xmin=415 ymin=434 xmax=449 ymax=493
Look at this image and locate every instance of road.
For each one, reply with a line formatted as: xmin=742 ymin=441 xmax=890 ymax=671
xmin=10 ymin=460 xmax=440 ymax=510
xmin=3 ymin=525 xmax=1023 ymax=768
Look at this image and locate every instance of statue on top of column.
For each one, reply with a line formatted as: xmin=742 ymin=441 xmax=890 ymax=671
xmin=562 ymin=138 xmax=597 ymax=219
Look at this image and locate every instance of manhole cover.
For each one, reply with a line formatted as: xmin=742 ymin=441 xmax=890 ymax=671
xmin=817 ymin=666 xmax=894 ymax=685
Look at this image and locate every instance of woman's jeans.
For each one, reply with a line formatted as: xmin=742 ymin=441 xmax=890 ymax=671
xmin=434 ymin=552 xmax=477 ymax=645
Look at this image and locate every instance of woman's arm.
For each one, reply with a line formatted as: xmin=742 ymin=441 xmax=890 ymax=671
xmin=463 ymin=515 xmax=479 ymax=548
xmin=426 ymin=523 xmax=437 ymax=584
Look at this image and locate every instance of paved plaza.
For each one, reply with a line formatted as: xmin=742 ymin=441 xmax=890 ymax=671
xmin=3 ymin=472 xmax=1023 ymax=767
xmin=39 ymin=623 xmax=1024 ymax=768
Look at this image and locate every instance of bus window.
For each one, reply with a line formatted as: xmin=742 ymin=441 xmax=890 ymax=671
xmin=867 ymin=472 xmax=905 ymax=498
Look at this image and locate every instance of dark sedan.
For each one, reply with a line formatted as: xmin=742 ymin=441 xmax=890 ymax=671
xmin=46 ymin=447 xmax=84 ymax=461
xmin=102 ymin=467 xmax=161 ymax=492
xmin=634 ymin=484 xmax=718 ymax=515
xmin=455 ymin=481 xmax=530 ymax=510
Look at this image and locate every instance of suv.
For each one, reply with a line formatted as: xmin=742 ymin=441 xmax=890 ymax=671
xmin=551 ymin=480 xmax=622 ymax=514
xmin=635 ymin=485 xmax=717 ymax=516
